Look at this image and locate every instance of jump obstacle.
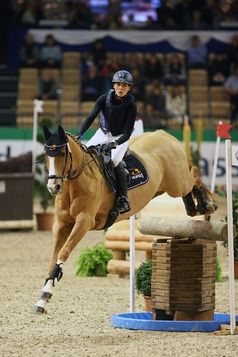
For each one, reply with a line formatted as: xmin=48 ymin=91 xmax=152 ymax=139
xmin=105 ymin=219 xmax=153 ymax=276
xmin=105 ymin=216 xmax=229 ymax=275
xmin=112 ymin=215 xmax=238 ymax=332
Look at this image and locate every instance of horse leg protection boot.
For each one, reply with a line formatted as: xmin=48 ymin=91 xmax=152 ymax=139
xmin=192 ymin=187 xmax=209 ymax=215
xmin=114 ymin=162 xmax=131 ymax=213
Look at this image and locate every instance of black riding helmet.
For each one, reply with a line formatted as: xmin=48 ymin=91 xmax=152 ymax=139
xmin=112 ymin=70 xmax=133 ymax=85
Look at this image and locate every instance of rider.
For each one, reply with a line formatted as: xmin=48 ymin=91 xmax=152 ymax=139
xmin=76 ymin=70 xmax=137 ymax=213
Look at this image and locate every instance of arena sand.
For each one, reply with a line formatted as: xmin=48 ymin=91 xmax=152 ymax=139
xmin=0 ymin=195 xmax=238 ymax=357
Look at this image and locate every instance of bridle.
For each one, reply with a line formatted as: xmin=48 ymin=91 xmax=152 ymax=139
xmin=44 ymin=139 xmax=101 ymax=182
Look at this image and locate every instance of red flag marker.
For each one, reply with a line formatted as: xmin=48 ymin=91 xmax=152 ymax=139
xmin=216 ymin=123 xmax=232 ymax=139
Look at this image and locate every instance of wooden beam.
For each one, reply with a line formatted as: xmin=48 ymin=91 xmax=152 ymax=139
xmin=105 ymin=240 xmax=152 ymax=251
xmin=105 ymin=230 xmax=154 ymax=242
xmin=139 ymin=216 xmax=230 ymax=241
xmin=0 ymin=220 xmax=35 ymax=230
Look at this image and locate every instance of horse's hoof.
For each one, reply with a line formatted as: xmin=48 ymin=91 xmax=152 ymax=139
xmin=40 ymin=291 xmax=52 ymax=301
xmin=32 ymin=306 xmax=47 ymax=314
xmin=197 ymin=202 xmax=218 ymax=215
xmin=205 ymin=202 xmax=218 ymax=214
xmin=186 ymin=209 xmax=198 ymax=217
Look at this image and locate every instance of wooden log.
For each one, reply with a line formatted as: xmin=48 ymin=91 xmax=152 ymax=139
xmin=105 ymin=230 xmax=154 ymax=242
xmin=107 ymin=259 xmax=140 ymax=275
xmin=112 ymin=251 xmax=126 ymax=260
xmin=139 ymin=216 xmax=230 ymax=241
xmin=105 ymin=240 xmax=152 ymax=251
xmin=0 ymin=220 xmax=34 ymax=230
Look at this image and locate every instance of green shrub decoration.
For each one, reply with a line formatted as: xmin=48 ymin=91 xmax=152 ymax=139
xmin=216 ymin=258 xmax=223 ymax=282
xmin=75 ymin=243 xmax=112 ymax=277
xmin=135 ymin=260 xmax=152 ymax=297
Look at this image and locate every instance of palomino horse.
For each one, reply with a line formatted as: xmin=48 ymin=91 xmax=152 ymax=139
xmin=33 ymin=125 xmax=217 ymax=313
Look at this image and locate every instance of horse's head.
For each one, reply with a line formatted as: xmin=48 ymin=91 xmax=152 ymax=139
xmin=43 ymin=125 xmax=70 ymax=195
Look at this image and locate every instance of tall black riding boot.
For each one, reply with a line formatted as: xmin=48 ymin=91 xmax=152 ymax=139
xmin=114 ymin=162 xmax=131 ymax=213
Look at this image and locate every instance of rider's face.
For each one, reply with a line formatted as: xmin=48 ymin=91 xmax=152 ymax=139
xmin=113 ymin=82 xmax=130 ymax=97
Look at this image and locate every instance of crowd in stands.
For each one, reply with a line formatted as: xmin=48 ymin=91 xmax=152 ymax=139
xmin=18 ymin=30 xmax=238 ymax=128
xmin=7 ymin=0 xmax=238 ymax=31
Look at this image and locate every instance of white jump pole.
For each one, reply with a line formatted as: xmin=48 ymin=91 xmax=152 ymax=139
xmin=129 ymin=119 xmax=144 ymax=312
xmin=225 ymin=140 xmax=236 ymax=335
xmin=211 ymin=135 xmax=221 ymax=193
xmin=129 ymin=214 xmax=135 ymax=312
xmin=32 ymin=99 xmax=43 ymax=173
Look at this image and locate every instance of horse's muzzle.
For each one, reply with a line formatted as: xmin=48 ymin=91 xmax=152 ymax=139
xmin=47 ymin=182 xmax=62 ymax=195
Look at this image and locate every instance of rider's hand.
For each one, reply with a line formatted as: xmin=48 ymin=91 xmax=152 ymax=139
xmin=100 ymin=141 xmax=118 ymax=152
xmin=75 ymin=132 xmax=82 ymax=141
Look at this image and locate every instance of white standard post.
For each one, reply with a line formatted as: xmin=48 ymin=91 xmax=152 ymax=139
xmin=211 ymin=135 xmax=221 ymax=193
xmin=32 ymin=99 xmax=43 ymax=173
xmin=129 ymin=214 xmax=135 ymax=312
xmin=225 ymin=139 xmax=236 ymax=335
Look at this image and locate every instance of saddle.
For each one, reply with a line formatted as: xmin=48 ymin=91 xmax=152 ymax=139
xmin=88 ymin=145 xmax=149 ymax=229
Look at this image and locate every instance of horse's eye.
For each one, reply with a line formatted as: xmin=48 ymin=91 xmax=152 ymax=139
xmin=60 ymin=151 xmax=65 ymax=157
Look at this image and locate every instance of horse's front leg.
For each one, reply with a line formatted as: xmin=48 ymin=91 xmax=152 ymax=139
xmin=33 ymin=214 xmax=93 ymax=314
xmin=33 ymin=221 xmax=73 ymax=314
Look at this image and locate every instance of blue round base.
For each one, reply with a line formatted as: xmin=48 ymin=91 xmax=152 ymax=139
xmin=112 ymin=312 xmax=238 ymax=332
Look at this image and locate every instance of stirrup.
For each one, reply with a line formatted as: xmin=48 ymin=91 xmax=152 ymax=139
xmin=117 ymin=196 xmax=131 ymax=213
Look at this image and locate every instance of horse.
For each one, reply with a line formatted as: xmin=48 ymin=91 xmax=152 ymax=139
xmin=33 ymin=125 xmax=217 ymax=313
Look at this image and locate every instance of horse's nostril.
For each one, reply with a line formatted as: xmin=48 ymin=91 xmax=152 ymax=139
xmin=55 ymin=184 xmax=61 ymax=192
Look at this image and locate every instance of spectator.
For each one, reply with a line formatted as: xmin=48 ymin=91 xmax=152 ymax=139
xmin=208 ymin=52 xmax=229 ymax=85
xmin=226 ymin=34 xmax=238 ymax=74
xmin=144 ymin=83 xmax=166 ymax=116
xmin=164 ymin=53 xmax=186 ymax=85
xmin=20 ymin=32 xmax=39 ymax=68
xmin=40 ymin=34 xmax=62 ymax=68
xmin=224 ymin=66 xmax=238 ymax=124
xmin=156 ymin=0 xmax=176 ymax=29
xmin=81 ymin=64 xmax=103 ymax=101
xmin=130 ymin=68 xmax=145 ymax=102
xmin=187 ymin=35 xmax=208 ymax=69
xmin=143 ymin=53 xmax=164 ymax=83
xmin=190 ymin=9 xmax=207 ymax=30
xmin=165 ymin=84 xmax=187 ymax=126
xmin=142 ymin=16 xmax=158 ymax=30
xmin=90 ymin=39 xmax=106 ymax=69
xmin=174 ymin=0 xmax=190 ymax=29
xmin=143 ymin=103 xmax=167 ymax=130
xmin=68 ymin=1 xmax=92 ymax=29
xmin=37 ymin=68 xmax=57 ymax=100
xmin=20 ymin=0 xmax=44 ymax=27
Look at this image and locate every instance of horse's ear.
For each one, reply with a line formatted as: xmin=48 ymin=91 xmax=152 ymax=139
xmin=58 ymin=125 xmax=67 ymax=141
xmin=43 ymin=125 xmax=51 ymax=140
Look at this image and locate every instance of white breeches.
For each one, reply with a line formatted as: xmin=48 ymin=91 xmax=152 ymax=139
xmin=86 ymin=128 xmax=129 ymax=167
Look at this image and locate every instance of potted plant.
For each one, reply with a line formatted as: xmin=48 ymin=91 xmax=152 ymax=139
xmin=135 ymin=260 xmax=152 ymax=311
xmin=34 ymin=176 xmax=55 ymax=230
xmin=75 ymin=243 xmax=112 ymax=277
xmin=34 ymin=117 xmax=55 ymax=230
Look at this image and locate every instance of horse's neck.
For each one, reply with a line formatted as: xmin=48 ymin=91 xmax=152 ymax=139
xmin=68 ymin=137 xmax=85 ymax=167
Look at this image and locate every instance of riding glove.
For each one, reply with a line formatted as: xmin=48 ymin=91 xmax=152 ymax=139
xmin=75 ymin=132 xmax=82 ymax=141
xmin=100 ymin=141 xmax=118 ymax=152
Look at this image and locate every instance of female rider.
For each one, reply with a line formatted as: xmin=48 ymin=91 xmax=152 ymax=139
xmin=76 ymin=70 xmax=137 ymax=213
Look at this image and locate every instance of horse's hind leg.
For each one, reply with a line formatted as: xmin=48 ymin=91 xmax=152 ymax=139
xmin=189 ymin=165 xmax=218 ymax=216
xmin=182 ymin=192 xmax=198 ymax=217
xmin=33 ymin=222 xmax=73 ymax=314
xmin=192 ymin=186 xmax=218 ymax=215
